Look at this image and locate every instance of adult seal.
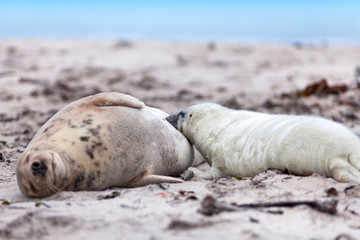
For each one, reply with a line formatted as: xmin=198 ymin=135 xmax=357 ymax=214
xmin=166 ymin=103 xmax=360 ymax=183
xmin=17 ymin=92 xmax=196 ymax=198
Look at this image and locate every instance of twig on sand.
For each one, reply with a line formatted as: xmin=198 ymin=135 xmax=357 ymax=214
xmin=97 ymin=191 xmax=121 ymax=200
xmin=199 ymin=195 xmax=338 ymax=216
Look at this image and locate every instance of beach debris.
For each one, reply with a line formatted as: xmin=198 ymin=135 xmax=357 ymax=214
xmin=165 ymin=190 xmax=199 ymax=203
xmin=344 ymin=185 xmax=356 ymax=192
xmin=1 ymin=200 xmax=11 ymax=205
xmin=6 ymin=46 xmax=17 ymax=56
xmin=176 ymin=55 xmax=189 ymax=66
xmin=42 ymin=81 xmax=71 ymax=96
xmin=158 ymin=183 xmax=169 ymax=190
xmin=0 ymin=113 xmax=21 ymax=122
xmin=0 ymin=151 xmax=10 ymax=163
xmin=168 ymin=220 xmax=198 ymax=230
xmin=344 ymin=185 xmax=360 ymax=198
xmin=179 ymin=190 xmax=189 ymax=196
xmin=293 ymin=41 xmax=304 ymax=49
xmin=167 ymin=219 xmax=216 ymax=230
xmin=341 ymin=112 xmax=358 ymax=121
xmin=175 ymin=89 xmax=206 ymax=101
xmin=296 ymin=79 xmax=348 ymax=97
xmin=97 ymin=191 xmax=121 ymax=200
xmin=0 ymin=151 xmax=6 ymax=162
xmin=221 ymin=97 xmax=242 ymax=110
xmin=186 ymin=195 xmax=198 ymax=201
xmin=0 ymin=70 xmax=15 ymax=78
xmin=207 ymin=41 xmax=216 ymax=51
xmin=209 ymin=60 xmax=227 ymax=68
xmin=344 ymin=204 xmax=359 ymax=216
xmin=335 ymin=233 xmax=357 ymax=240
xmin=199 ymin=195 xmax=228 ymax=216
xmin=232 ymin=45 xmax=254 ymax=55
xmin=120 ymin=204 xmax=139 ymax=210
xmin=2 ymin=124 xmax=32 ymax=137
xmin=29 ymin=79 xmax=101 ymax=101
xmin=155 ymin=192 xmax=169 ymax=198
xmin=249 ymin=217 xmax=259 ymax=223
xmin=107 ymin=72 xmax=126 ymax=85
xmin=35 ymin=201 xmax=51 ymax=208
xmin=113 ymin=39 xmax=133 ymax=48
xmin=325 ymin=187 xmax=339 ymax=197
xmin=266 ymin=210 xmax=284 ymax=215
xmin=339 ymin=97 xmax=360 ymax=108
xmin=137 ymin=74 xmax=157 ymax=90
xmin=355 ymin=66 xmax=360 ymax=79
xmin=18 ymin=77 xmax=42 ymax=84
xmin=213 ymin=176 xmax=235 ymax=183
xmin=198 ymin=195 xmax=338 ymax=216
xmin=178 ymin=190 xmax=198 ymax=201
xmin=217 ymin=86 xmax=227 ymax=93
xmin=0 ymin=90 xmax=14 ymax=101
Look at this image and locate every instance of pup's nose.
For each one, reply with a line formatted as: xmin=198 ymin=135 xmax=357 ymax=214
xmin=31 ymin=161 xmax=47 ymax=177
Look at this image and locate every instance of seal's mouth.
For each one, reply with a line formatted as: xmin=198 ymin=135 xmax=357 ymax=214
xmin=166 ymin=114 xmax=180 ymax=129
xmin=19 ymin=171 xmax=52 ymax=198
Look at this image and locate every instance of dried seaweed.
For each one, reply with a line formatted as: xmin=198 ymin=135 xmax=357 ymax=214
xmin=97 ymin=191 xmax=121 ymax=200
xmin=199 ymin=195 xmax=337 ymax=216
xmin=0 ymin=151 xmax=10 ymax=163
xmin=339 ymin=97 xmax=360 ymax=108
xmin=296 ymin=79 xmax=348 ymax=97
xmin=325 ymin=187 xmax=339 ymax=197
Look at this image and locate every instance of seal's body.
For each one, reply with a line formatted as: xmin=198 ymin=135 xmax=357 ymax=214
xmin=17 ymin=92 xmax=195 ymax=198
xmin=166 ymin=103 xmax=360 ymax=183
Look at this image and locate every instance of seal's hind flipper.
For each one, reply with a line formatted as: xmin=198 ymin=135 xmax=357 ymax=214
xmin=88 ymin=92 xmax=145 ymax=109
xmin=128 ymin=174 xmax=184 ymax=187
xmin=329 ymin=158 xmax=360 ymax=184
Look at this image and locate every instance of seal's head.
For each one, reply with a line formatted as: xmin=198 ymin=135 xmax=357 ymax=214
xmin=166 ymin=103 xmax=234 ymax=165
xmin=16 ymin=143 xmax=70 ymax=198
xmin=166 ymin=103 xmax=224 ymax=144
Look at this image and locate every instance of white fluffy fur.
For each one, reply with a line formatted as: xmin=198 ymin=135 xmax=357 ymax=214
xmin=177 ymin=103 xmax=360 ymax=183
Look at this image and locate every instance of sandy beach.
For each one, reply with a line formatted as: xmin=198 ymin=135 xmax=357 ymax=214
xmin=1 ymin=40 xmax=360 ymax=239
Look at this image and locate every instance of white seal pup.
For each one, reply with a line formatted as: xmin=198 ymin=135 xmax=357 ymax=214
xmin=17 ymin=92 xmax=196 ymax=198
xmin=166 ymin=103 xmax=360 ymax=183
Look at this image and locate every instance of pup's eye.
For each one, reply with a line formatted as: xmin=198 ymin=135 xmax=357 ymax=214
xmin=190 ymin=114 xmax=193 ymax=118
xmin=179 ymin=111 xmax=185 ymax=118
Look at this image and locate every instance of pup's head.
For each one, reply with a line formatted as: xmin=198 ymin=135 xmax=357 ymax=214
xmin=166 ymin=103 xmax=224 ymax=142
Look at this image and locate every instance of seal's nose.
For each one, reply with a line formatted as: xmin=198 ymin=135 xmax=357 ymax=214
xmin=166 ymin=114 xmax=179 ymax=129
xmin=31 ymin=160 xmax=47 ymax=177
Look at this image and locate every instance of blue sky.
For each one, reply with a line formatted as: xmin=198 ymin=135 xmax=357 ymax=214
xmin=1 ymin=0 xmax=360 ymax=43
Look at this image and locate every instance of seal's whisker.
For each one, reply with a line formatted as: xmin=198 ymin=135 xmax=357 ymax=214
xmin=47 ymin=184 xmax=60 ymax=195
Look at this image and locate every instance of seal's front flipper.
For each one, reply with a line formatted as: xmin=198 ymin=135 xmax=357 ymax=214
xmin=188 ymin=166 xmax=223 ymax=180
xmin=128 ymin=174 xmax=183 ymax=187
xmin=87 ymin=92 xmax=145 ymax=109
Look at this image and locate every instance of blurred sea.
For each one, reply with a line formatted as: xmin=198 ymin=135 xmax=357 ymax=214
xmin=1 ymin=0 xmax=359 ymax=45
